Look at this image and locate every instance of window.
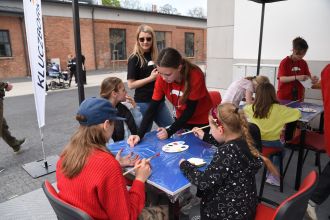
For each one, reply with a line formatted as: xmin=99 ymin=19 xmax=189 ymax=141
xmin=0 ymin=30 xmax=12 ymax=57
xmin=155 ymin=31 xmax=166 ymax=52
xmin=109 ymin=29 xmax=126 ymax=60
xmin=185 ymin=32 xmax=194 ymax=57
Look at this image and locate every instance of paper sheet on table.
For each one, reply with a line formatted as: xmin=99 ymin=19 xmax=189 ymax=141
xmin=300 ymin=78 xmax=312 ymax=89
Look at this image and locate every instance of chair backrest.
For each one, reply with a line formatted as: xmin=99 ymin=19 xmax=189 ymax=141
xmin=42 ymin=180 xmax=92 ymax=220
xmin=248 ymin=123 xmax=262 ymax=151
xmin=208 ymin=91 xmax=222 ymax=107
xmin=273 ymin=170 xmax=318 ymax=220
xmin=284 ymin=121 xmax=298 ymax=142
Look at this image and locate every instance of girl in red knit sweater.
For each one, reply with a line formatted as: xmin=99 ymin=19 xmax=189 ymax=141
xmin=56 ymin=97 xmax=151 ymax=220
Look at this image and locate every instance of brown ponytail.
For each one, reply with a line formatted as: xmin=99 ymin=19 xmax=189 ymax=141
xmin=253 ymin=83 xmax=279 ymax=119
xmin=180 ymin=58 xmax=203 ymax=103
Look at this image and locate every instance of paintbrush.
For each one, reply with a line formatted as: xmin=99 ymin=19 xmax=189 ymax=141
xmin=179 ymin=125 xmax=210 ymax=136
xmin=284 ymin=100 xmax=299 ymax=106
xmin=123 ymin=152 xmax=160 ymax=176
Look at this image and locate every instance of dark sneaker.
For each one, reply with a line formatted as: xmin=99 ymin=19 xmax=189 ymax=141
xmin=12 ymin=138 xmax=26 ymax=153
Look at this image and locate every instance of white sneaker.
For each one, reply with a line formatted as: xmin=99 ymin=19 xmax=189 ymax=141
xmin=265 ymin=174 xmax=280 ymax=187
xmin=306 ymin=202 xmax=318 ymax=220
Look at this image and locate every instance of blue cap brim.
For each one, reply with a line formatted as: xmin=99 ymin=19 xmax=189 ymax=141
xmin=112 ymin=116 xmax=126 ymax=121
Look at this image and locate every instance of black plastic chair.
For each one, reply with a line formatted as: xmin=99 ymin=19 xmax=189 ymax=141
xmin=259 ymin=146 xmax=284 ymax=197
xmin=249 ymin=123 xmax=284 ymax=197
xmin=208 ymin=90 xmax=222 ymax=107
xmin=42 ymin=180 xmax=92 ymax=220
xmin=283 ymin=127 xmax=326 ymax=175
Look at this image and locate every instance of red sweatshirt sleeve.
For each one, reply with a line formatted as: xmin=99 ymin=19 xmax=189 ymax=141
xmin=98 ymin=157 xmax=145 ymax=220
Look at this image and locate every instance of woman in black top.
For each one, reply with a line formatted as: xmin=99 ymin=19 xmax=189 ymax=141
xmin=127 ymin=25 xmax=173 ymax=130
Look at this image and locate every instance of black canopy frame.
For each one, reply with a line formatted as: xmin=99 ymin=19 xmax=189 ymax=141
xmin=248 ymin=0 xmax=287 ymax=75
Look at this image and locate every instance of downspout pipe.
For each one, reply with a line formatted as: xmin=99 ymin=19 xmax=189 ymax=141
xmin=20 ymin=16 xmax=31 ymax=77
xmin=92 ymin=6 xmax=97 ymax=70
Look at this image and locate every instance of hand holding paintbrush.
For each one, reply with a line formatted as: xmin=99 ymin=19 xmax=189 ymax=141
xmin=179 ymin=125 xmax=210 ymax=137
xmin=178 ymin=125 xmax=210 ymax=140
xmin=123 ymin=152 xmax=160 ymax=176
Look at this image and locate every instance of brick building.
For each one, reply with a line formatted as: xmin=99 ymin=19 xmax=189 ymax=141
xmin=0 ymin=0 xmax=206 ymax=78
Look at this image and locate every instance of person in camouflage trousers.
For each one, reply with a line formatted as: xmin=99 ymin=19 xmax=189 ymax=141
xmin=0 ymin=81 xmax=25 ymax=153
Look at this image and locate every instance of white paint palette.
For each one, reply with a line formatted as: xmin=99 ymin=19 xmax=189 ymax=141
xmin=187 ymin=158 xmax=206 ymax=167
xmin=298 ymin=107 xmax=317 ymax=113
xmin=162 ymin=141 xmax=189 ymax=153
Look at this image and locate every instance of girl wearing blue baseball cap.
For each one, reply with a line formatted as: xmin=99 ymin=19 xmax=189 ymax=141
xmin=56 ymin=97 xmax=151 ymax=220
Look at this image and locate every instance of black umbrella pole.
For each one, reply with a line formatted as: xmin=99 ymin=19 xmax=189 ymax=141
xmin=257 ymin=2 xmax=265 ymax=76
xmin=72 ymin=0 xmax=85 ymax=104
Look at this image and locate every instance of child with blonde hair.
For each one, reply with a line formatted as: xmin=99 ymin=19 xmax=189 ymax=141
xmin=222 ymin=75 xmax=270 ymax=107
xmin=180 ymin=103 xmax=277 ymax=220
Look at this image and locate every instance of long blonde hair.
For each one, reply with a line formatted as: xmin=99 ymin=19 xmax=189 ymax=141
xmin=245 ymin=75 xmax=269 ymax=84
xmin=128 ymin=24 xmax=158 ymax=68
xmin=61 ymin=120 xmax=109 ymax=178
xmin=216 ymin=103 xmax=279 ymax=176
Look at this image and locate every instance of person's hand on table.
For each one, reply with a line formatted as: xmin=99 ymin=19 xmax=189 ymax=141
xmin=135 ymin=159 xmax=151 ymax=183
xmin=192 ymin=127 xmax=205 ymax=140
xmin=127 ymin=135 xmax=140 ymax=147
xmin=179 ymin=159 xmax=186 ymax=165
xmin=157 ymin=127 xmax=168 ymax=140
xmin=311 ymin=75 xmax=319 ymax=84
xmin=116 ymin=148 xmax=139 ymax=167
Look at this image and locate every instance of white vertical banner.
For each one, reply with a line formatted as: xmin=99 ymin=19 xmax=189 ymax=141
xmin=23 ymin=0 xmax=46 ymax=128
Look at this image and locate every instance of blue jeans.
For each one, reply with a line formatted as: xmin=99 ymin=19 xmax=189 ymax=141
xmin=137 ymin=101 xmax=174 ymax=132
xmin=262 ymin=140 xmax=285 ymax=169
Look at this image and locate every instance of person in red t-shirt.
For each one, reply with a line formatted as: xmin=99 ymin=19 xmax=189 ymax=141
xmin=306 ymin=64 xmax=330 ymax=220
xmin=127 ymin=47 xmax=213 ymax=146
xmin=277 ymin=37 xmax=319 ymax=101
xmin=321 ymin=64 xmax=330 ymax=156
xmin=56 ymin=97 xmax=151 ymax=220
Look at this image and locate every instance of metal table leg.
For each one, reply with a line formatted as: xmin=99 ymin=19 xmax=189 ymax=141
xmin=168 ymin=198 xmax=180 ymax=220
xmin=295 ymin=127 xmax=306 ymax=190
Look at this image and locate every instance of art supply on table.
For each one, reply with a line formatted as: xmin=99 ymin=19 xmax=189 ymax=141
xmin=179 ymin=125 xmax=210 ymax=136
xmin=284 ymin=100 xmax=299 ymax=106
xmin=123 ymin=152 xmax=160 ymax=176
xmin=187 ymin=158 xmax=206 ymax=167
xmin=162 ymin=141 xmax=189 ymax=153
xmin=298 ymin=107 xmax=317 ymax=113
